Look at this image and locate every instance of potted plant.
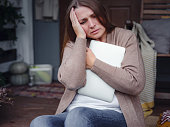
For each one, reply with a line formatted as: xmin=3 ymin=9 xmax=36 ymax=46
xmin=0 ymin=0 xmax=25 ymax=42
xmin=0 ymin=72 xmax=13 ymax=107
xmin=0 ymin=87 xmax=13 ymax=106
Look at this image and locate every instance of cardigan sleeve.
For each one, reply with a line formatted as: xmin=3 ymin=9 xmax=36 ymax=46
xmin=91 ymin=33 xmax=145 ymax=96
xmin=58 ymin=37 xmax=87 ymax=90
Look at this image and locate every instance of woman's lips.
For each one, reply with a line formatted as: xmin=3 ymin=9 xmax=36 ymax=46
xmin=91 ymin=29 xmax=100 ymax=34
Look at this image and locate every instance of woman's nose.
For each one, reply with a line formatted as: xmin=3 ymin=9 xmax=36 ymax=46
xmin=89 ymin=19 xmax=95 ymax=28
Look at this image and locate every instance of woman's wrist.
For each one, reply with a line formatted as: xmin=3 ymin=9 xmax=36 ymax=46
xmin=77 ymin=35 xmax=86 ymax=39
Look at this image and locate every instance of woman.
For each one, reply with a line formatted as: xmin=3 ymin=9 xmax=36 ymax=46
xmin=30 ymin=0 xmax=145 ymax=127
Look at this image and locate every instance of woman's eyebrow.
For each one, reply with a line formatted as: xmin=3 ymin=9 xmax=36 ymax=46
xmin=79 ymin=17 xmax=87 ymax=22
xmin=91 ymin=13 xmax=95 ymax=15
xmin=79 ymin=12 xmax=94 ymax=21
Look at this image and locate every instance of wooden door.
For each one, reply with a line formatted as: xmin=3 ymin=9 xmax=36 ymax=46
xmin=100 ymin=0 xmax=141 ymax=27
xmin=59 ymin=0 xmax=141 ymax=58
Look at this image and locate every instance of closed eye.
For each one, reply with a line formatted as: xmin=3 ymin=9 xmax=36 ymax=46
xmin=80 ymin=19 xmax=87 ymax=25
xmin=91 ymin=14 xmax=96 ymax=18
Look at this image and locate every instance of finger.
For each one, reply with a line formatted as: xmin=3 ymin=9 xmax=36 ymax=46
xmin=70 ymin=8 xmax=77 ymax=25
xmin=70 ymin=8 xmax=74 ymax=23
xmin=72 ymin=10 xmax=78 ymax=22
xmin=87 ymin=48 xmax=92 ymax=53
xmin=70 ymin=8 xmax=86 ymax=38
xmin=72 ymin=9 xmax=80 ymax=25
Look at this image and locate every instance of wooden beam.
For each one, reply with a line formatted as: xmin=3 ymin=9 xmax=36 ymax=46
xmin=143 ymin=15 xmax=163 ymax=19
xmin=144 ymin=4 xmax=170 ymax=9
xmin=144 ymin=0 xmax=170 ymax=4
xmin=155 ymin=92 xmax=170 ymax=99
xmin=157 ymin=54 xmax=170 ymax=57
xmin=144 ymin=10 xmax=170 ymax=15
xmin=143 ymin=15 xmax=170 ymax=20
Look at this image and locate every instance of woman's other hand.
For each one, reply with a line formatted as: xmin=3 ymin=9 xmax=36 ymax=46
xmin=70 ymin=8 xmax=86 ymax=39
xmin=86 ymin=48 xmax=96 ymax=69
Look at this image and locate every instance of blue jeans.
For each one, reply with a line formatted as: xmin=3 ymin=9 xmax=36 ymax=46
xmin=30 ymin=107 xmax=127 ymax=127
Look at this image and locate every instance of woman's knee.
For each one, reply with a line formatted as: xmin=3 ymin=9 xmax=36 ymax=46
xmin=30 ymin=115 xmax=64 ymax=127
xmin=65 ymin=107 xmax=96 ymax=127
xmin=30 ymin=115 xmax=50 ymax=127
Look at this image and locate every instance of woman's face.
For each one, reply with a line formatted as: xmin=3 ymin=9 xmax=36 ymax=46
xmin=75 ymin=6 xmax=106 ymax=41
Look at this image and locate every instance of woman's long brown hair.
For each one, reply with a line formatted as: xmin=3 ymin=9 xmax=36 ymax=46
xmin=61 ymin=0 xmax=115 ymax=59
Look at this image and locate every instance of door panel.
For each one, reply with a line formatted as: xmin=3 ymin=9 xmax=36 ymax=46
xmin=109 ymin=7 xmax=130 ymax=27
xmin=100 ymin=0 xmax=141 ymax=27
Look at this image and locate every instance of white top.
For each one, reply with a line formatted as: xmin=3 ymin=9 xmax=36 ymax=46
xmin=66 ymin=93 xmax=122 ymax=113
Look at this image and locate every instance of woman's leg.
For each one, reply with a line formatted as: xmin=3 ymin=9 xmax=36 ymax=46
xmin=65 ymin=107 xmax=127 ymax=127
xmin=30 ymin=112 xmax=68 ymax=127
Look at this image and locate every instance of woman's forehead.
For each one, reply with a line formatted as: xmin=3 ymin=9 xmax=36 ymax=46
xmin=75 ymin=6 xmax=94 ymax=20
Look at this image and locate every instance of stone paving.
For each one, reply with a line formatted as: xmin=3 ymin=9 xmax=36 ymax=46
xmin=9 ymin=82 xmax=65 ymax=99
